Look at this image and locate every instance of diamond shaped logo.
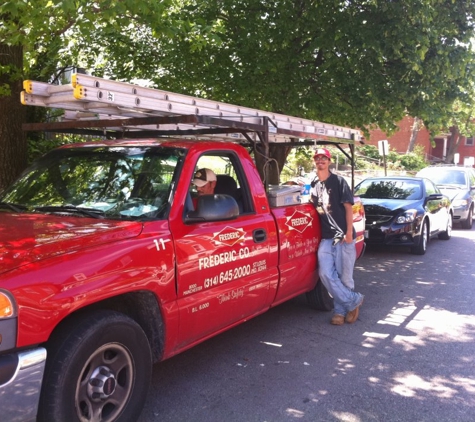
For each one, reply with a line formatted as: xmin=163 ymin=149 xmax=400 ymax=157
xmin=285 ymin=210 xmax=313 ymax=233
xmin=212 ymin=226 xmax=246 ymax=246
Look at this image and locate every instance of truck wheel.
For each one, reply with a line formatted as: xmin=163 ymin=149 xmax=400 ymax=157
xmin=38 ymin=310 xmax=152 ymax=422
xmin=306 ymin=280 xmax=333 ymax=311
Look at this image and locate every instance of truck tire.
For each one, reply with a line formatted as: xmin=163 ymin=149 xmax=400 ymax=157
xmin=37 ymin=310 xmax=152 ymax=422
xmin=306 ymin=280 xmax=333 ymax=311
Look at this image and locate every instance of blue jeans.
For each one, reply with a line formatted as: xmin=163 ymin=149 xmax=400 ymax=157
xmin=318 ymin=239 xmax=363 ymax=316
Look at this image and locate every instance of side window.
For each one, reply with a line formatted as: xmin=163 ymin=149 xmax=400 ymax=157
xmin=470 ymin=170 xmax=475 ymax=187
xmin=189 ymin=152 xmax=254 ymax=215
xmin=465 ymin=137 xmax=474 ymax=146
xmin=424 ymin=179 xmax=437 ymax=195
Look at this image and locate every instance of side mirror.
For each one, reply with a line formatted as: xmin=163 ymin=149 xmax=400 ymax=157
xmin=185 ymin=194 xmax=239 ymax=223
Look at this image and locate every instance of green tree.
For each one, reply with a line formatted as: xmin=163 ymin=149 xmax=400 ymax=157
xmin=0 ymin=0 xmax=175 ymax=189
xmin=147 ymin=0 xmax=475 ymax=182
xmin=2 ymin=0 xmax=475 ymax=187
xmin=428 ymin=96 xmax=475 ymax=164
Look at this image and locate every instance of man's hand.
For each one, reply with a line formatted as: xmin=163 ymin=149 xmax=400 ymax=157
xmin=343 ymin=232 xmax=353 ymax=244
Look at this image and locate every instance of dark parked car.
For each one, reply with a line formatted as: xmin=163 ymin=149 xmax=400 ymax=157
xmin=354 ymin=176 xmax=453 ymax=255
xmin=416 ymin=165 xmax=475 ymax=229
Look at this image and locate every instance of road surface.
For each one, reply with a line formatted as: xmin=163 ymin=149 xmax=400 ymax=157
xmin=139 ymin=224 xmax=475 ymax=422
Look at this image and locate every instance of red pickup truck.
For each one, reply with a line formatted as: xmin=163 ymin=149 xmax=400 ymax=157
xmin=0 ymin=137 xmax=365 ymax=421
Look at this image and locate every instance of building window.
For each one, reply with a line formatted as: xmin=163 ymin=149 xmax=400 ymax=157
xmin=466 ymin=137 xmax=474 ymax=146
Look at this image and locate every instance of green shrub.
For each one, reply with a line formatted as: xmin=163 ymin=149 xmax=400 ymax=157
xmin=398 ymin=146 xmax=428 ymax=171
xmin=356 ymin=144 xmax=428 ymax=171
xmin=357 ymin=145 xmax=380 ymax=160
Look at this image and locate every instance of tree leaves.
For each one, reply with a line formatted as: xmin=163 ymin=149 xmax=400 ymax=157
xmin=1 ymin=0 xmax=475 ymax=186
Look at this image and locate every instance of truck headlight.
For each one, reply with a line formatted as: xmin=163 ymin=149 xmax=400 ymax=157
xmin=0 ymin=291 xmax=15 ymax=318
xmin=0 ymin=290 xmax=18 ymax=352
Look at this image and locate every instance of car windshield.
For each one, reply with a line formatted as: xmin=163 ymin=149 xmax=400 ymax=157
xmin=355 ymin=179 xmax=422 ymax=200
xmin=0 ymin=145 xmax=185 ymax=221
xmin=418 ymin=169 xmax=467 ymax=186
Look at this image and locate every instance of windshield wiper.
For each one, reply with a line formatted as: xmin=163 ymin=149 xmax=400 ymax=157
xmin=33 ymin=205 xmax=105 ymax=219
xmin=0 ymin=202 xmax=27 ymax=212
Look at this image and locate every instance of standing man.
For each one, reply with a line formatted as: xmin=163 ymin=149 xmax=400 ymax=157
xmin=310 ymin=148 xmax=364 ymax=325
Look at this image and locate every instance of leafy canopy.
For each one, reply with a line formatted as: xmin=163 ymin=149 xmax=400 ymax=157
xmin=2 ymin=0 xmax=475 ymax=134
xmin=0 ymin=0 xmax=175 ymax=85
xmin=1 ymin=0 xmax=475 ymax=185
xmin=146 ymin=0 xmax=475 ymax=136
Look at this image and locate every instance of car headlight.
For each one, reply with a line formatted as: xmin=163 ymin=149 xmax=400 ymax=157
xmin=396 ymin=209 xmax=417 ymax=224
xmin=452 ymin=199 xmax=468 ymax=207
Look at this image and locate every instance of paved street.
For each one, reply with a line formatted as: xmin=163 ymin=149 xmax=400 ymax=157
xmin=139 ymin=224 xmax=475 ymax=422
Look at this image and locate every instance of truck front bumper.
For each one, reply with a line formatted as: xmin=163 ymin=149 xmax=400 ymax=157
xmin=0 ymin=347 xmax=47 ymax=422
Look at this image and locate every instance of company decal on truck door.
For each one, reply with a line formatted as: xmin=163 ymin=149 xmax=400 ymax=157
xmin=218 ymin=287 xmax=244 ymax=304
xmin=203 ymin=262 xmax=253 ymax=288
xmin=285 ymin=210 xmax=314 ymax=233
xmin=189 ymin=225 xmax=265 ymax=292
xmin=212 ymin=226 xmax=246 ymax=246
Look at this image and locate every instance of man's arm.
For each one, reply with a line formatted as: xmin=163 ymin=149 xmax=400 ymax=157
xmin=343 ymin=202 xmax=353 ymax=243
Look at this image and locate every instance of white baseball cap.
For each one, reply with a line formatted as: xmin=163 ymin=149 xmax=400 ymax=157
xmin=192 ymin=168 xmax=217 ymax=187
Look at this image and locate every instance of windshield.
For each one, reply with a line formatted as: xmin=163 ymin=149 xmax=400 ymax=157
xmin=355 ymin=179 xmax=422 ymax=200
xmin=418 ymin=169 xmax=467 ymax=186
xmin=0 ymin=145 xmax=185 ymax=220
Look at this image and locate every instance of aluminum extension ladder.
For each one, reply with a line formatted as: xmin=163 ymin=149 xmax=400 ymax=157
xmin=21 ymin=74 xmax=362 ymax=145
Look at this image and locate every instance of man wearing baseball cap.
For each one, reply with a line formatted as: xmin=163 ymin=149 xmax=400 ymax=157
xmin=310 ymin=148 xmax=364 ymax=325
xmin=192 ymin=168 xmax=217 ymax=196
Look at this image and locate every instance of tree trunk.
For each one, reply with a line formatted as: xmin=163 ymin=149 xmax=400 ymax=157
xmin=445 ymin=126 xmax=461 ymax=164
xmin=0 ymin=43 xmax=27 ymax=191
xmin=406 ymin=116 xmax=420 ymax=153
xmin=254 ymin=143 xmax=292 ymax=186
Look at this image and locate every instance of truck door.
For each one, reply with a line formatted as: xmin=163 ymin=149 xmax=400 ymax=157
xmin=169 ymin=152 xmax=279 ymax=351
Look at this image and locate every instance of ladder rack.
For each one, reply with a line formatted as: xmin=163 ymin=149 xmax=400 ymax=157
xmin=21 ymin=73 xmax=363 ymax=147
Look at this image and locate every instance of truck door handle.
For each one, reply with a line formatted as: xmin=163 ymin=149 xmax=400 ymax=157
xmin=253 ymin=228 xmax=267 ymax=243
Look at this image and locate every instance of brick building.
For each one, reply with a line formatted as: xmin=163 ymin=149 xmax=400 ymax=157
xmin=364 ymin=116 xmax=475 ymax=167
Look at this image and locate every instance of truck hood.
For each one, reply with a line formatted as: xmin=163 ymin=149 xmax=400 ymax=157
xmin=0 ymin=213 xmax=143 ymax=273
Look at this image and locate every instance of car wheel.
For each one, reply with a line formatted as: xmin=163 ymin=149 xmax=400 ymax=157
xmin=411 ymin=220 xmax=428 ymax=255
xmin=37 ymin=310 xmax=152 ymax=422
xmin=461 ymin=205 xmax=473 ymax=229
xmin=306 ymin=279 xmax=333 ymax=311
xmin=438 ymin=212 xmax=453 ymax=240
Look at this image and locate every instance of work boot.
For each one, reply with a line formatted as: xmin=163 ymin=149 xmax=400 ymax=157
xmin=330 ymin=314 xmax=345 ymax=325
xmin=345 ymin=299 xmax=364 ymax=324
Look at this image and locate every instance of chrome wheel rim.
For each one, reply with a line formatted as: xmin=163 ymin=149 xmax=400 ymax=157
xmin=75 ymin=343 xmax=134 ymax=422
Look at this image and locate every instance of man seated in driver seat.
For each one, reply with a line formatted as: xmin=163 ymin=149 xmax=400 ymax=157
xmin=192 ymin=168 xmax=217 ymax=208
